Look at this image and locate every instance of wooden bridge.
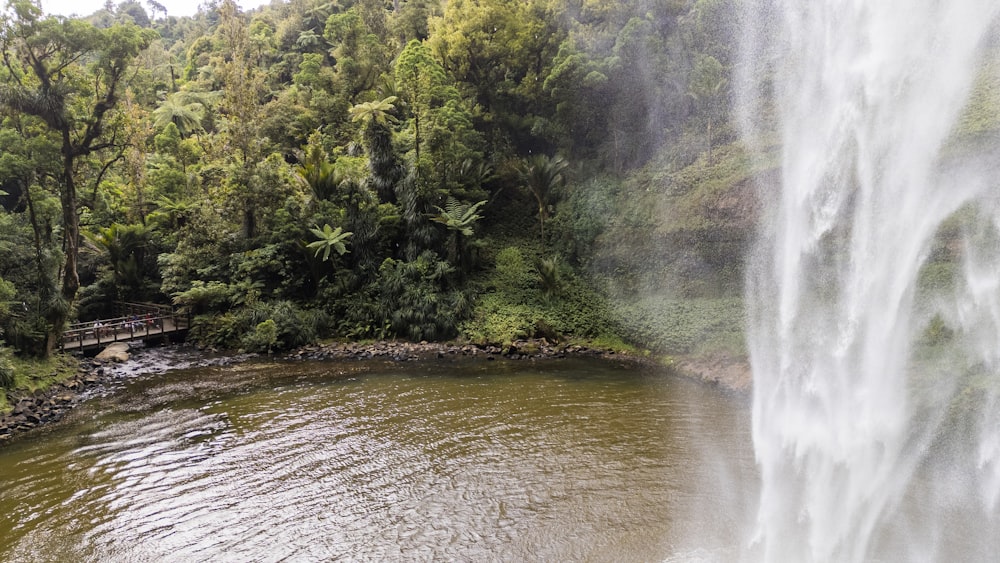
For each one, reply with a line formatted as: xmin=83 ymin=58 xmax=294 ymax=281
xmin=61 ymin=302 xmax=190 ymax=352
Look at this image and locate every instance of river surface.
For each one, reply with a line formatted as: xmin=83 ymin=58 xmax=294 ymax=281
xmin=0 ymin=353 xmax=755 ymax=562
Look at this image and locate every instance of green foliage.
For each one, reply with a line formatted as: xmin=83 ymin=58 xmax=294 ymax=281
xmin=431 ymin=198 xmax=486 ymax=237
xmin=919 ymin=314 xmax=955 ymax=349
xmin=494 ymin=246 xmax=533 ymax=290
xmin=520 ymin=154 xmax=568 ymax=241
xmin=0 ymin=276 xmax=14 ymax=325
xmin=461 ymin=245 xmax=620 ymax=346
xmin=375 ymin=253 xmax=465 ymax=341
xmin=614 ymin=297 xmax=746 ymax=357
xmin=0 ymin=0 xmax=759 ymax=356
xmin=190 ymin=300 xmax=324 ymax=352
xmin=0 ymin=354 xmax=13 ymax=388
xmin=172 ymin=281 xmax=233 ymax=314
xmin=243 ymin=319 xmax=278 ymax=354
xmin=82 ymin=222 xmax=156 ymax=300
xmin=349 ymin=97 xmax=399 ymax=127
xmin=152 ymin=92 xmax=205 ymax=137
xmin=535 ymin=255 xmax=562 ymax=299
xmin=306 ymin=224 xmax=352 ymax=261
xmin=953 ymin=54 xmax=1000 ymax=143
xmin=0 ymin=352 xmax=77 ymax=404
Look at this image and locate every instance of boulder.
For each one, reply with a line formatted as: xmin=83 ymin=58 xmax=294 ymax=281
xmin=95 ymin=342 xmax=130 ymax=363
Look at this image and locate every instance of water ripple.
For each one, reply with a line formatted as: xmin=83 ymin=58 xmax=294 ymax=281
xmin=0 ymin=360 xmax=753 ymax=561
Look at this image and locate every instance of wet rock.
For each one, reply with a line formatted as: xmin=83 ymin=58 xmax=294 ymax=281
xmin=96 ymin=342 xmax=131 ymax=363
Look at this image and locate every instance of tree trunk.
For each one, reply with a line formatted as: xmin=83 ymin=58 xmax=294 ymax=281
xmin=538 ymin=204 xmax=546 ymax=242
xmin=48 ymin=143 xmax=81 ymax=356
xmin=707 ymin=117 xmax=713 ymax=166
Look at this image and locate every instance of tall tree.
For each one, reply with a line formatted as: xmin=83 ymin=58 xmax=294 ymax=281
xmin=216 ymin=0 xmax=268 ymax=239
xmin=394 ymin=39 xmax=446 ymax=174
xmin=688 ymin=53 xmax=726 ymax=164
xmin=520 ymin=153 xmax=567 ymax=242
xmin=428 ymin=0 xmax=563 ymax=154
xmin=0 ymin=0 xmax=155 ymax=353
xmin=349 ymin=96 xmax=403 ymax=204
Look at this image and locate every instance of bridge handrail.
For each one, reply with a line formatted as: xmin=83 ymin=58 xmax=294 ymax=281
xmin=60 ymin=302 xmax=190 ymax=350
xmin=65 ymin=314 xmax=173 ymax=332
xmin=114 ymin=301 xmax=174 ymax=318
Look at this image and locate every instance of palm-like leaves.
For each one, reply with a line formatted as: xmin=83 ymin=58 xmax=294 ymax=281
xmin=348 ymin=96 xmax=398 ymax=127
xmin=295 ymin=144 xmax=354 ymax=203
xmin=83 ymin=223 xmax=150 ymax=296
xmin=152 ymin=92 xmax=205 ymax=137
xmin=147 ymin=195 xmax=194 ymax=229
xmin=431 ymin=197 xmax=487 ymax=237
xmin=306 ymin=224 xmax=353 ymax=262
xmin=460 ymin=159 xmax=494 ymax=192
xmin=431 ymin=197 xmax=487 ymax=272
xmin=296 ymin=30 xmax=323 ymax=51
xmin=520 ymin=154 xmax=568 ymax=241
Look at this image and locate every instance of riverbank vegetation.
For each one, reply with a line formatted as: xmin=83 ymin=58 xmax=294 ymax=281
xmin=3 ymin=0 xmax=997 ymax=404
xmin=0 ymin=0 xmax=868 ymax=401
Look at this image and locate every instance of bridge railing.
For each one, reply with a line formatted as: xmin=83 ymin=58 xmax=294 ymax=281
xmin=60 ymin=304 xmax=190 ymax=350
xmin=113 ymin=302 xmax=175 ymax=318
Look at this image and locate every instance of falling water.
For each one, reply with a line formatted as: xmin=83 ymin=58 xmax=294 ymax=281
xmin=740 ymin=1 xmax=1000 ymax=561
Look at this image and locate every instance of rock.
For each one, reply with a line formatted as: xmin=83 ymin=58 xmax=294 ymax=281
xmin=95 ymin=342 xmax=130 ymax=363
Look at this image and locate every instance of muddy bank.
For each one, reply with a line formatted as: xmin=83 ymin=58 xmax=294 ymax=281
xmin=288 ymin=339 xmax=754 ymax=392
xmin=673 ymin=353 xmax=752 ymax=392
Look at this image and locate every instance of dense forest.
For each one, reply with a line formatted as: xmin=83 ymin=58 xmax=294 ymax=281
xmin=0 ymin=0 xmax=754 ymax=389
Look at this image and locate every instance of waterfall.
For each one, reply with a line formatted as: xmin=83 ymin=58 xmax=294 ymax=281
xmin=739 ymin=1 xmax=1000 ymax=560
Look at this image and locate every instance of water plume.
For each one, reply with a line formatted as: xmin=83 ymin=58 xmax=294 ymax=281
xmin=738 ymin=1 xmax=1000 ymax=560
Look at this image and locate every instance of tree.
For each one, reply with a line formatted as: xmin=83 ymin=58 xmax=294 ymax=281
xmin=430 ymin=197 xmax=486 ymax=238
xmin=688 ymin=53 xmax=727 ymax=164
xmin=146 ymin=0 xmax=166 ymax=20
xmin=216 ymin=0 xmax=268 ymax=239
xmin=82 ymin=222 xmax=151 ymax=300
xmin=324 ymin=5 xmax=391 ymax=101
xmin=395 ymin=39 xmax=446 ymax=173
xmin=295 ymin=140 xmax=342 ymax=204
xmin=152 ymin=92 xmax=205 ymax=137
xmin=349 ymin=96 xmax=403 ymax=203
xmin=430 ymin=196 xmax=485 ymax=270
xmin=520 ymin=154 xmax=568 ymax=242
xmin=427 ymin=0 xmax=564 ymax=154
xmin=306 ymin=224 xmax=352 ymax=262
xmin=0 ymin=1 xmax=155 ymax=354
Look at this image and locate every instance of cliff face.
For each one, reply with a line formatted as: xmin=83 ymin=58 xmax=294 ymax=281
xmin=594 ymin=142 xmax=774 ymax=301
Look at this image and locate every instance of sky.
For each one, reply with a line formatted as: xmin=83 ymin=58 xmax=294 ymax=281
xmin=40 ymin=0 xmax=272 ymax=18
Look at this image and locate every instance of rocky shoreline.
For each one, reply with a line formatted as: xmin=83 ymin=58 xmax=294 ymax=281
xmin=0 ymin=361 xmax=107 ymax=445
xmin=285 ymin=338 xmax=638 ymax=363
xmin=0 ymin=339 xmax=648 ymax=446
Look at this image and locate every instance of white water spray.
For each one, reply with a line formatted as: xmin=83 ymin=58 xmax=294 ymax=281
xmin=740 ymin=1 xmax=1000 ymax=560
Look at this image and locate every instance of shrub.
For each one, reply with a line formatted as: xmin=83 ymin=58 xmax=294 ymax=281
xmin=0 ymin=355 xmax=14 ymax=388
xmin=243 ymin=319 xmax=278 ymax=353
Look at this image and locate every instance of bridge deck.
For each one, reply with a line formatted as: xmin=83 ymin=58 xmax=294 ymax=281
xmin=61 ymin=307 xmax=190 ymax=352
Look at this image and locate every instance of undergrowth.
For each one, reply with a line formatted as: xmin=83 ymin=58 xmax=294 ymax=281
xmin=0 ymin=351 xmax=79 ymax=413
